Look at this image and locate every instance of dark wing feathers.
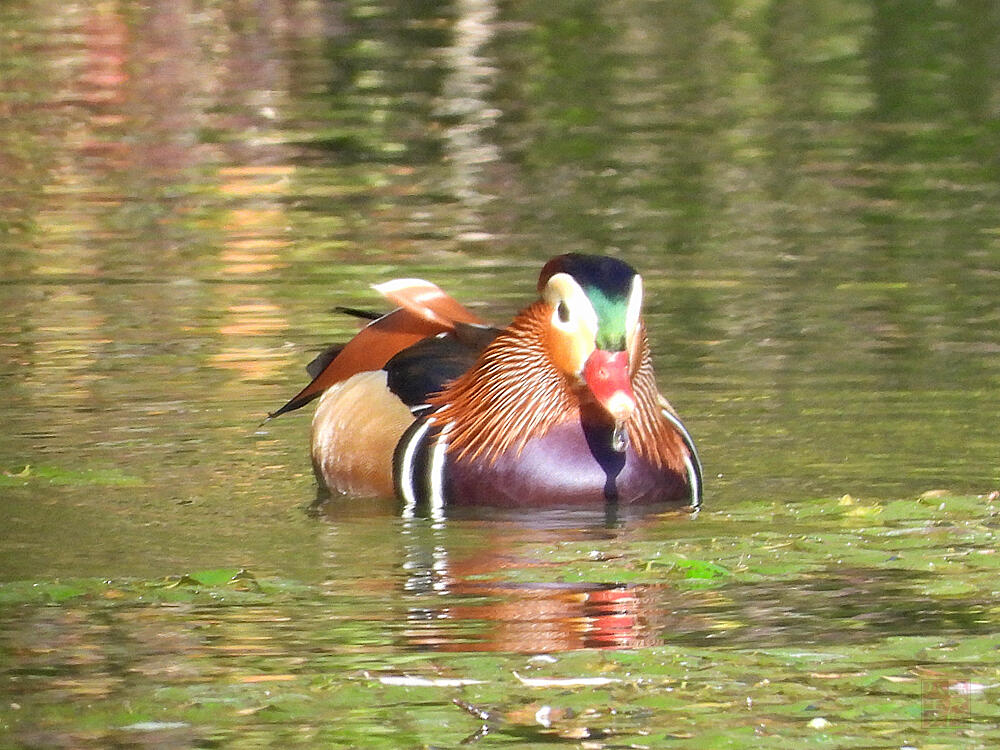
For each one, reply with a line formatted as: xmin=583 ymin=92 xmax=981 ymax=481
xmin=305 ymin=344 xmax=344 ymax=379
xmin=333 ymin=306 xmax=381 ymax=321
xmin=264 ymin=343 xmax=346 ymax=419
xmin=385 ymin=325 xmax=500 ymax=408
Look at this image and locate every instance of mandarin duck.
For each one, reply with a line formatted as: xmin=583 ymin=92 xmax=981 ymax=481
xmin=270 ymin=254 xmax=702 ymax=509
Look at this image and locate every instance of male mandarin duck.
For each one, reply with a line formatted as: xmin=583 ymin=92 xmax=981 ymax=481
xmin=270 ymin=254 xmax=702 ymax=509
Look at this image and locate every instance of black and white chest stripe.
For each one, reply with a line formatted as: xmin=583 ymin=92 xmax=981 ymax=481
xmin=657 ymin=396 xmax=703 ymax=509
xmin=392 ymin=412 xmax=454 ymax=515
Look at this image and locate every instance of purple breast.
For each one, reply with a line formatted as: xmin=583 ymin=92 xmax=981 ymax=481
xmin=443 ymin=419 xmax=691 ymax=507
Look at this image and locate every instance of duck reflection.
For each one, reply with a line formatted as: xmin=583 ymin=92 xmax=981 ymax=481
xmin=316 ymin=501 xmax=711 ymax=653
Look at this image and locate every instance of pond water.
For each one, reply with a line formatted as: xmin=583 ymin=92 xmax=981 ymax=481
xmin=2 ymin=0 xmax=999 ymax=747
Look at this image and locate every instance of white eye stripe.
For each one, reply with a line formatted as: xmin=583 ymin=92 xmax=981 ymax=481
xmin=543 ymin=273 xmax=598 ymax=337
xmin=551 ymin=303 xmax=574 ymax=332
xmin=556 ymin=300 xmax=571 ymax=323
xmin=625 ymin=274 xmax=643 ymax=342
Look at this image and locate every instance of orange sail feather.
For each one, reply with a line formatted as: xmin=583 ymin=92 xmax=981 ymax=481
xmin=268 ymin=280 xmax=484 ymax=419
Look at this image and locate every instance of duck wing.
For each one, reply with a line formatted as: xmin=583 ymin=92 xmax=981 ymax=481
xmin=267 ymin=280 xmax=486 ymax=420
xmin=385 ymin=322 xmax=501 ymax=409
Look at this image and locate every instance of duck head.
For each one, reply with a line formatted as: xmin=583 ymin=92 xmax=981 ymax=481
xmin=538 ymin=254 xmax=643 ymax=450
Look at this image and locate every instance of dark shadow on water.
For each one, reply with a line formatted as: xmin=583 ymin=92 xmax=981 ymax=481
xmin=310 ymin=488 xmax=696 ymax=530
xmin=432 ymin=502 xmax=696 ymax=529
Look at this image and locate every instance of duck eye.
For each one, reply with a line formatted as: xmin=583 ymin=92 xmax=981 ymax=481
xmin=557 ymin=300 xmax=571 ymax=324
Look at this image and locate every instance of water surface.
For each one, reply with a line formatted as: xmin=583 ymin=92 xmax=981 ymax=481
xmin=1 ymin=1 xmax=999 ymax=747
